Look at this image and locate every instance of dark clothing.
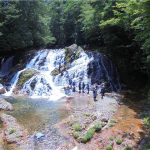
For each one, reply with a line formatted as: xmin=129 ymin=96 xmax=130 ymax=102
xmin=69 ymin=79 xmax=72 ymax=85
xmin=93 ymin=88 xmax=97 ymax=101
xmin=79 ymin=83 xmax=81 ymax=93
xmin=82 ymin=82 xmax=85 ymax=93
xmin=71 ymin=55 xmax=74 ymax=62
xmin=87 ymin=84 xmax=89 ymax=94
xmin=73 ymin=81 xmax=75 ymax=86
xmin=64 ymin=60 xmax=66 ymax=66
xmin=59 ymin=61 xmax=61 ymax=73
xmin=101 ymin=86 xmax=105 ymax=98
xmin=72 ymin=82 xmax=75 ymax=92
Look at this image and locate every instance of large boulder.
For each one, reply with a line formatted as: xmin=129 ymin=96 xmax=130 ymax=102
xmin=0 ymin=98 xmax=13 ymax=111
xmin=1 ymin=114 xmax=28 ymax=144
xmin=0 ymin=84 xmax=6 ymax=94
xmin=18 ymin=68 xmax=39 ymax=87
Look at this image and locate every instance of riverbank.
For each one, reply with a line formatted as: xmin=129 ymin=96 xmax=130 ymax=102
xmin=55 ymin=91 xmax=149 ymax=150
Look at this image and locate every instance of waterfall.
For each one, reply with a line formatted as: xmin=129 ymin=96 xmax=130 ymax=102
xmin=87 ymin=53 xmax=121 ymax=92
xmin=53 ymin=52 xmax=93 ymax=90
xmin=4 ymin=48 xmax=121 ymax=99
xmin=0 ymin=56 xmax=14 ymax=77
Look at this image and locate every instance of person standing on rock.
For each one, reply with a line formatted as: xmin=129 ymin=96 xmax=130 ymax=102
xmin=79 ymin=81 xmax=81 ymax=93
xmin=101 ymin=84 xmax=105 ymax=98
xmin=82 ymin=82 xmax=85 ymax=93
xmin=72 ymin=80 xmax=76 ymax=92
xmin=87 ymin=82 xmax=89 ymax=94
xmin=59 ymin=61 xmax=61 ymax=73
xmin=69 ymin=78 xmax=72 ymax=89
xmin=93 ymin=86 xmax=97 ymax=101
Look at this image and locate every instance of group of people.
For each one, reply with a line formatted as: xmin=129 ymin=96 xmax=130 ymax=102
xmin=58 ymin=57 xmax=105 ymax=101
xmin=93 ymin=83 xmax=105 ymax=101
xmin=69 ymin=79 xmax=90 ymax=94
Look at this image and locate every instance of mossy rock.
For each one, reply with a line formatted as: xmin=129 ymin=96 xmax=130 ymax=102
xmin=94 ymin=121 xmax=102 ymax=132
xmin=17 ymin=68 xmax=39 ymax=86
xmin=72 ymin=122 xmax=82 ymax=131
xmin=72 ymin=131 xmax=80 ymax=139
xmin=85 ymin=127 xmax=95 ymax=141
xmin=51 ymin=68 xmax=59 ymax=76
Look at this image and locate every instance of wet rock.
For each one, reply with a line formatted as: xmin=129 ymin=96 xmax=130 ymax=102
xmin=108 ymin=141 xmax=113 ymax=146
xmin=0 ymin=84 xmax=6 ymax=94
xmin=35 ymin=133 xmax=44 ymax=139
xmin=0 ymin=97 xmax=13 ymax=110
xmin=1 ymin=114 xmax=28 ymax=144
xmin=6 ymin=86 xmax=11 ymax=92
xmin=72 ymin=146 xmax=78 ymax=150
xmin=17 ymin=68 xmax=39 ymax=87
xmin=101 ymin=117 xmax=109 ymax=122
xmin=0 ymin=130 xmax=4 ymax=148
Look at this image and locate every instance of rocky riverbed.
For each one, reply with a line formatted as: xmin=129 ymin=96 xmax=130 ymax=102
xmin=0 ymin=91 xmax=149 ymax=150
xmin=55 ymin=91 xmax=149 ymax=150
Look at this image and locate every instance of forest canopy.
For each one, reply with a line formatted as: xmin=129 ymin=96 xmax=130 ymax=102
xmin=0 ymin=0 xmax=150 ymax=92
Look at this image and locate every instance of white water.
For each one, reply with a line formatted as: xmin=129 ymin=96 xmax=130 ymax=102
xmin=4 ymin=49 xmax=121 ymax=99
xmin=0 ymin=56 xmax=14 ymax=77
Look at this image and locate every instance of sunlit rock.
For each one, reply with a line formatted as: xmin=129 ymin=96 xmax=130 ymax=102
xmin=17 ymin=68 xmax=39 ymax=87
xmin=0 ymin=98 xmax=13 ymax=111
xmin=35 ymin=133 xmax=44 ymax=139
xmin=1 ymin=114 xmax=28 ymax=144
xmin=0 ymin=130 xmax=4 ymax=149
xmin=101 ymin=117 xmax=109 ymax=122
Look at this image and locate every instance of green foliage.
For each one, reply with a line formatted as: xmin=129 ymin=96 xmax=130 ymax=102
xmin=9 ymin=129 xmax=16 ymax=134
xmin=0 ymin=1 xmax=55 ymax=53
xmin=75 ymin=51 xmax=80 ymax=60
xmin=106 ymin=145 xmax=112 ymax=150
xmin=110 ymin=119 xmax=117 ymax=123
xmin=94 ymin=121 xmax=102 ymax=132
xmin=143 ymin=144 xmax=150 ymax=150
xmin=15 ymin=135 xmax=20 ymax=138
xmin=143 ymin=117 xmax=150 ymax=129
xmin=109 ymin=136 xmax=114 ymax=141
xmin=18 ymin=69 xmax=38 ymax=86
xmin=72 ymin=131 xmax=80 ymax=139
xmin=116 ymin=138 xmax=122 ymax=144
xmin=123 ymin=147 xmax=132 ymax=150
xmin=85 ymin=128 xmax=95 ymax=141
xmin=72 ymin=122 xmax=82 ymax=131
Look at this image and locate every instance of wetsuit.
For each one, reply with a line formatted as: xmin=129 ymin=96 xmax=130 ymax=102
xmin=82 ymin=82 xmax=85 ymax=93
xmin=79 ymin=82 xmax=81 ymax=93
xmin=72 ymin=81 xmax=75 ymax=92
xmin=93 ymin=88 xmax=97 ymax=101
xmin=87 ymin=83 xmax=89 ymax=94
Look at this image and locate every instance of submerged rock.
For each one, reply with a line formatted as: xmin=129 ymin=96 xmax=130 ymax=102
xmin=35 ymin=133 xmax=44 ymax=139
xmin=0 ymin=98 xmax=13 ymax=110
xmin=0 ymin=84 xmax=6 ymax=94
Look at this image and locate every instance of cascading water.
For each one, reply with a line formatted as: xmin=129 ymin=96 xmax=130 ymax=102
xmin=87 ymin=52 xmax=121 ymax=92
xmin=5 ymin=48 xmax=121 ymax=99
xmin=0 ymin=56 xmax=14 ymax=77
